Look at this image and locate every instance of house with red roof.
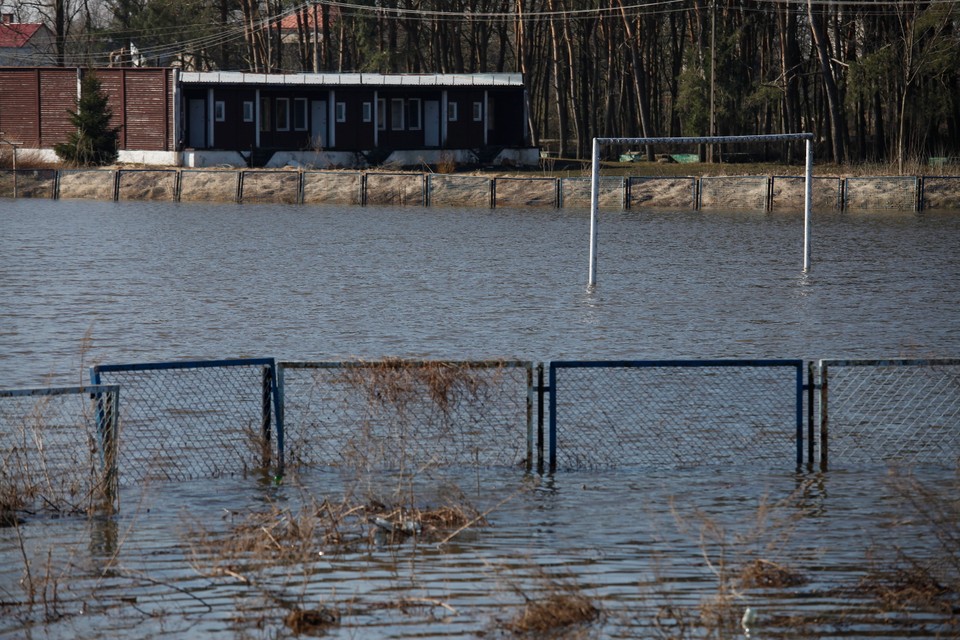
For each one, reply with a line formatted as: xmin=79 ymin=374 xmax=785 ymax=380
xmin=0 ymin=13 xmax=55 ymax=66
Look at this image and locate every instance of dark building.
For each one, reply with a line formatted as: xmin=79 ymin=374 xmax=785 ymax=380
xmin=0 ymin=67 xmax=536 ymax=168
xmin=179 ymin=71 xmax=535 ymax=168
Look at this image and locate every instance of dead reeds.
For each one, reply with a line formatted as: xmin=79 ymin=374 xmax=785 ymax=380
xmin=857 ymin=468 xmax=960 ymax=620
xmin=499 ymin=570 xmax=601 ymax=638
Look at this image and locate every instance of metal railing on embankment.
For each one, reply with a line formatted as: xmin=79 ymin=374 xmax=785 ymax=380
xmin=2 ymin=358 xmax=958 ymax=511
xmin=2 ymin=168 xmax=959 ymax=211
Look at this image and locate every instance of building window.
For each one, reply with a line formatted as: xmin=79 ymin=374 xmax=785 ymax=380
xmin=391 ymin=98 xmax=404 ymax=130
xmin=473 ymin=101 xmax=483 ymax=122
xmin=362 ymin=101 xmax=372 ymax=123
xmin=377 ymin=98 xmax=386 ymax=130
xmin=214 ymin=101 xmax=225 ymax=122
xmin=407 ymin=98 xmax=421 ymax=130
xmin=335 ymin=102 xmax=346 ymax=123
xmin=243 ymin=101 xmax=254 ymax=122
xmin=260 ymin=97 xmax=271 ymax=132
xmin=448 ymin=101 xmax=458 ymax=122
xmin=276 ymin=97 xmax=290 ymax=131
xmin=293 ymin=98 xmax=307 ymax=130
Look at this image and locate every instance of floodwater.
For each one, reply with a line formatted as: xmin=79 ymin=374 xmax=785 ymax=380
xmin=1 ymin=199 xmax=960 ymax=638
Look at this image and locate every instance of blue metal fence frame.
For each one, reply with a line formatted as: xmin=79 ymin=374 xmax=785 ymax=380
xmin=548 ymin=359 xmax=805 ymax=471
xmin=90 ymin=357 xmax=284 ymax=474
xmin=0 ymin=383 xmax=121 ymax=471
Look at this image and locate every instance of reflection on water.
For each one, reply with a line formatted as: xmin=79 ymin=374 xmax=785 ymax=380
xmin=1 ymin=199 xmax=959 ymax=637
xmin=1 ymin=200 xmax=959 ymax=385
xmin=1 ymin=467 xmax=957 ymax=638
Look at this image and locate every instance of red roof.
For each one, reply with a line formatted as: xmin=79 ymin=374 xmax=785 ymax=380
xmin=276 ymin=6 xmax=338 ymax=31
xmin=0 ymin=22 xmax=46 ymax=48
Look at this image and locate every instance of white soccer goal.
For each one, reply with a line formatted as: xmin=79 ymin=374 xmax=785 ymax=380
xmin=588 ymin=133 xmax=815 ymax=287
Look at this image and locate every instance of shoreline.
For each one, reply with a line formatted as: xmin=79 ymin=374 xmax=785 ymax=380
xmin=1 ymin=167 xmax=959 ymax=211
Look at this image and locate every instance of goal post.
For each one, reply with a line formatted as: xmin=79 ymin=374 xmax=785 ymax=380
xmin=589 ymin=133 xmax=815 ymax=287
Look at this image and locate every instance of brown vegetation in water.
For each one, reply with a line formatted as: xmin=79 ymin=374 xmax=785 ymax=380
xmin=857 ymin=469 xmax=960 ymax=618
xmin=500 ymin=571 xmax=601 ymax=637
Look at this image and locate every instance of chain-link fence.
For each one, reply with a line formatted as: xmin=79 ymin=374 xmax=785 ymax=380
xmin=815 ymin=359 xmax=960 ymax=467
xmin=279 ymin=360 xmax=534 ymax=472
xmin=91 ymin=359 xmax=280 ymax=483
xmin=548 ymin=360 xmax=804 ymax=470
xmin=0 ymin=385 xmax=119 ymax=514
xmin=8 ymin=357 xmax=958 ymax=493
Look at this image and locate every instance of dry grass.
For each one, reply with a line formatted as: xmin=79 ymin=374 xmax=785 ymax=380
xmin=436 ymin=152 xmax=457 ymax=174
xmin=500 ymin=570 xmax=601 ymax=638
xmin=0 ymin=149 xmax=61 ymax=170
xmin=660 ymin=480 xmax=816 ymax=637
xmin=0 ymin=394 xmax=117 ymax=520
xmin=336 ymin=358 xmax=493 ymax=420
xmin=859 ymin=560 xmax=956 ymax=614
xmin=857 ymin=469 xmax=960 ymax=619
xmin=331 ymin=358 xmax=503 ymax=475
xmin=738 ymin=558 xmax=806 ymax=589
xmin=283 ymin=604 xmax=340 ymax=634
xmin=521 ymin=156 xmax=960 ymax=179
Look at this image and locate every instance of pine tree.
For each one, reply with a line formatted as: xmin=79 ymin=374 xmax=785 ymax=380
xmin=54 ymin=71 xmax=121 ymax=166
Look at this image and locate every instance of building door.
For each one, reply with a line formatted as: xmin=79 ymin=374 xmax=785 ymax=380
xmin=424 ymin=100 xmax=440 ymax=147
xmin=188 ymin=99 xmax=206 ymax=148
xmin=311 ymin=100 xmax=327 ymax=148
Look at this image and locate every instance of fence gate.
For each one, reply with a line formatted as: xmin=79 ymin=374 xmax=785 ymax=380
xmin=548 ymin=360 xmax=804 ymax=471
xmin=815 ymin=359 xmax=960 ymax=468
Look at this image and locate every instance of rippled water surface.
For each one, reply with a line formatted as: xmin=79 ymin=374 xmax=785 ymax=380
xmin=1 ymin=199 xmax=959 ymax=638
xmin=3 ymin=200 xmax=959 ymax=384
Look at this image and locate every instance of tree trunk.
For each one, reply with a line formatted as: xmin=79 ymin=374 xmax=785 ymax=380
xmin=807 ymin=0 xmax=845 ymax=163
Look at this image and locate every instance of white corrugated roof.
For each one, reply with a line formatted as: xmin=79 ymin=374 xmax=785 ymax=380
xmin=179 ymin=72 xmax=523 ymax=87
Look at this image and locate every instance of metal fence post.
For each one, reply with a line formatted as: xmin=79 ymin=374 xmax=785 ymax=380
xmin=807 ymin=361 xmax=815 ymax=468
xmin=819 ymin=361 xmax=829 ymax=471
xmin=274 ymin=361 xmax=285 ymax=476
xmin=537 ymin=363 xmax=545 ymax=474
xmin=548 ymin=362 xmax=557 ymax=473
xmin=261 ymin=364 xmax=273 ymax=469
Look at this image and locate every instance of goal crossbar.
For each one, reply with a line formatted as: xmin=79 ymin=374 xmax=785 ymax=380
xmin=589 ymin=133 xmax=815 ymax=287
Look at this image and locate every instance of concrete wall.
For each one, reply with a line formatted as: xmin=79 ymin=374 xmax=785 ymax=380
xmin=3 ymin=169 xmax=959 ymax=211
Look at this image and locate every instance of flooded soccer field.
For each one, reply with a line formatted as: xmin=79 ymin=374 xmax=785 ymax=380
xmin=1 ymin=199 xmax=959 ymax=637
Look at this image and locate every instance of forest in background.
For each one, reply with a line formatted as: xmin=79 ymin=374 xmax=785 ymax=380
xmin=5 ymin=0 xmax=959 ymax=167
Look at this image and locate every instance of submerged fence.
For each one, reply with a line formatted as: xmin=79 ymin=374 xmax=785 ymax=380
xmin=548 ymin=360 xmax=804 ymax=471
xmin=2 ymin=358 xmax=958 ymax=498
xmin=90 ymin=358 xmax=281 ymax=483
xmin=812 ymin=359 xmax=960 ymax=468
xmin=0 ymin=385 xmax=119 ymax=513
xmin=279 ymin=360 xmax=533 ymax=471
